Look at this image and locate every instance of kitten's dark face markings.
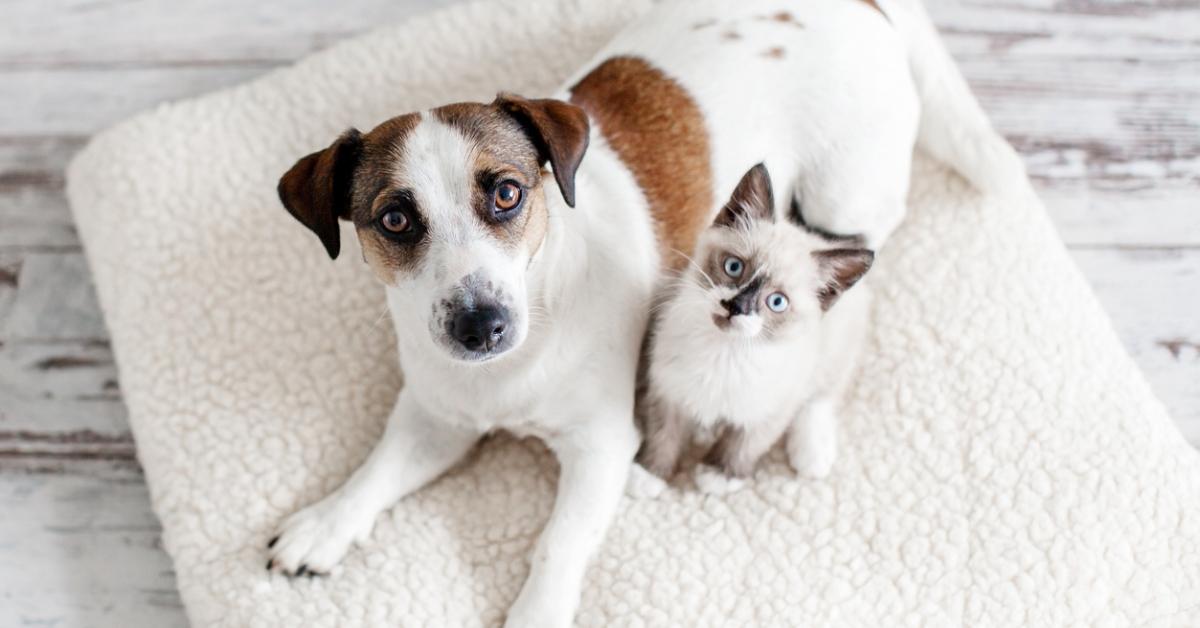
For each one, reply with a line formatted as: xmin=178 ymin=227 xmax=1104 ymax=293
xmin=694 ymin=163 xmax=871 ymax=337
xmin=704 ymin=243 xmax=794 ymax=335
xmin=720 ymin=276 xmax=763 ymax=317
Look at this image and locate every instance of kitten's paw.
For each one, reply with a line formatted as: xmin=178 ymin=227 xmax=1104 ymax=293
xmin=265 ymin=497 xmax=374 ymax=577
xmin=694 ymin=464 xmax=745 ymax=495
xmin=626 ymin=463 xmax=669 ymax=499
xmin=787 ymin=428 xmax=837 ymax=479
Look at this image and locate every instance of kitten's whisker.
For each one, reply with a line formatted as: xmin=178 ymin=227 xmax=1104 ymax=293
xmin=670 ymin=249 xmax=717 ymax=291
xmin=369 ymin=307 xmax=391 ymax=334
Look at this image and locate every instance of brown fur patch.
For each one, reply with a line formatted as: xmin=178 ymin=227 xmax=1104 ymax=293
xmin=761 ymin=46 xmax=786 ymax=59
xmin=343 ymin=113 xmax=429 ymax=280
xmin=569 ymin=56 xmax=713 ymax=270
xmin=433 ymin=103 xmax=548 ymax=255
xmin=764 ymin=10 xmax=804 ymax=28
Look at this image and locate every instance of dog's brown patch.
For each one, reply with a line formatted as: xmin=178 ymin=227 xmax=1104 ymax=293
xmin=433 ymin=103 xmax=548 ymax=255
xmin=761 ymin=46 xmax=786 ymax=59
xmin=569 ymin=56 xmax=713 ymax=270
xmin=766 ymin=10 xmax=804 ymax=27
xmin=340 ymin=113 xmax=422 ymax=228
xmin=341 ymin=113 xmax=433 ymax=280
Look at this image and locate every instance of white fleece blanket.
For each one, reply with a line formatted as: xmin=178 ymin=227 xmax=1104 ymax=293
xmin=66 ymin=0 xmax=1200 ymax=625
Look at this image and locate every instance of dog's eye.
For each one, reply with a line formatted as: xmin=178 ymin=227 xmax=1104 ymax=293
xmin=723 ymin=256 xmax=745 ymax=278
xmin=492 ymin=181 xmax=523 ymax=215
xmin=380 ymin=209 xmax=411 ymax=233
xmin=766 ymin=292 xmax=789 ymax=313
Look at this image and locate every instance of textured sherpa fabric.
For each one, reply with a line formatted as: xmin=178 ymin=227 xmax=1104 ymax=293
xmin=66 ymin=0 xmax=1200 ymax=625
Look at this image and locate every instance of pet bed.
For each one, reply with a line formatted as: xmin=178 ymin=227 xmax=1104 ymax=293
xmin=66 ymin=0 xmax=1200 ymax=625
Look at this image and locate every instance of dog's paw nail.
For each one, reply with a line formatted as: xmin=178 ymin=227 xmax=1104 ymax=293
xmin=267 ymin=535 xmax=279 ymax=549
xmin=266 ymin=559 xmax=274 ymax=571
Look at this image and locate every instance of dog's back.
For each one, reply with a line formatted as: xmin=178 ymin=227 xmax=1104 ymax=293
xmin=567 ymin=0 xmax=920 ymax=250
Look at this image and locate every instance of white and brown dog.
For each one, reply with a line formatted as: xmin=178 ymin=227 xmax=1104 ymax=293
xmin=269 ymin=0 xmax=1023 ymax=625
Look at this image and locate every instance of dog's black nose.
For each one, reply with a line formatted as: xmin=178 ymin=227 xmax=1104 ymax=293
xmin=451 ymin=306 xmax=509 ymax=353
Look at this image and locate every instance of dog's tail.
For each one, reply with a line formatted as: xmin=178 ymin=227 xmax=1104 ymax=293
xmin=877 ymin=0 xmax=1032 ymax=199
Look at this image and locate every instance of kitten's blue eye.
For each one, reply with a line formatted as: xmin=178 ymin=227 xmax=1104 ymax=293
xmin=723 ymin=256 xmax=745 ymax=278
xmin=766 ymin=292 xmax=789 ymax=312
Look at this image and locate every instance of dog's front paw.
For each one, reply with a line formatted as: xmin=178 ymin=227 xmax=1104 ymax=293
xmin=625 ymin=463 xmax=669 ymax=499
xmin=265 ymin=497 xmax=374 ymax=577
xmin=694 ymin=464 xmax=745 ymax=495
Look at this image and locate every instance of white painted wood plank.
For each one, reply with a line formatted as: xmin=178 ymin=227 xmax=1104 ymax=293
xmin=1 ymin=66 xmax=271 ymax=137
xmin=1072 ymin=248 xmax=1200 ymax=445
xmin=4 ymin=253 xmax=107 ymax=341
xmin=0 ymin=340 xmax=130 ymax=464
xmin=1037 ymin=179 xmax=1200 ymax=248
xmin=0 ymin=137 xmax=84 ymax=250
xmin=0 ymin=184 xmax=78 ymax=250
xmin=0 ymin=467 xmax=184 ymax=627
xmin=0 ymin=252 xmax=17 ymax=325
xmin=7 ymin=0 xmax=1195 ymax=68
xmin=930 ymin=0 xmax=1200 ymax=60
xmin=1 ymin=0 xmax=457 ymax=68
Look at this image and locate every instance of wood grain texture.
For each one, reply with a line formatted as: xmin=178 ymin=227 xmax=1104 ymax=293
xmin=0 ymin=0 xmax=1196 ymax=625
xmin=0 ymin=467 xmax=184 ymax=627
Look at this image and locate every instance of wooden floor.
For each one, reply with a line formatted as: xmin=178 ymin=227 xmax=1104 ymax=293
xmin=1 ymin=0 xmax=1197 ymax=625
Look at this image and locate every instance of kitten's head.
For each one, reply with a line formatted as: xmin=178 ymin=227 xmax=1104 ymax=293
xmin=680 ymin=164 xmax=874 ymax=340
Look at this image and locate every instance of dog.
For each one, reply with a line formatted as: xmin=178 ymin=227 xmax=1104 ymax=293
xmin=268 ymin=0 xmax=1024 ymax=624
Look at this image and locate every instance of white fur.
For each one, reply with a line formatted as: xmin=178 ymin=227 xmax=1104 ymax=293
xmin=647 ymin=237 xmax=871 ymax=483
xmin=577 ymin=0 xmax=919 ymax=248
xmin=267 ymin=0 xmax=1025 ymax=624
xmin=267 ymin=119 xmax=656 ymax=625
xmin=694 ymin=465 xmax=747 ymax=495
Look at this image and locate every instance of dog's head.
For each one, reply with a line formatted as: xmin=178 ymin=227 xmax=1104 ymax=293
xmin=278 ymin=95 xmax=589 ymax=363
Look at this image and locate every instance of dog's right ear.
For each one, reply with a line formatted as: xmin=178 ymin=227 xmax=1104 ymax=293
xmin=277 ymin=129 xmax=363 ymax=259
xmin=715 ymin=163 xmax=774 ymax=228
xmin=493 ymin=93 xmax=590 ymax=208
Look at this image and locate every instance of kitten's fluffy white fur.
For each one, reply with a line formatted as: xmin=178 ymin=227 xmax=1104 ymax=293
xmin=636 ymin=166 xmax=872 ymax=490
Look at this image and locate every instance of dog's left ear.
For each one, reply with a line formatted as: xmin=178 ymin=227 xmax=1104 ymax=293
xmin=494 ymin=93 xmax=590 ymax=207
xmin=812 ymin=248 xmax=874 ymax=311
xmin=277 ymin=129 xmax=364 ymax=259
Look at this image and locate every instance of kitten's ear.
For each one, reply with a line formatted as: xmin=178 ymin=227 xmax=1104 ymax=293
xmin=715 ymin=163 xmax=775 ymax=228
xmin=813 ymin=248 xmax=874 ymax=311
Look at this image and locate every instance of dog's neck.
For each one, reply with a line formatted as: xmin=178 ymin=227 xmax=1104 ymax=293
xmin=529 ymin=135 xmax=658 ymax=315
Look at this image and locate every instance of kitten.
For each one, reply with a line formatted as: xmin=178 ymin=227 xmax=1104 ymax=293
xmin=634 ymin=164 xmax=873 ymax=494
